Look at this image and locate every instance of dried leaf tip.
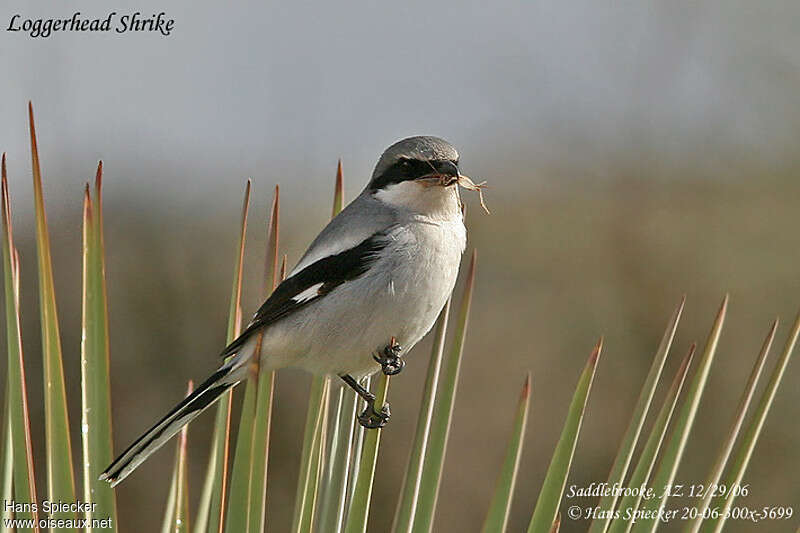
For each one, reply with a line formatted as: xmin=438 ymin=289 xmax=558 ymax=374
xmin=549 ymin=513 xmax=562 ymax=533
xmin=681 ymin=342 xmax=697 ymax=368
xmin=720 ymin=293 xmax=730 ymax=312
xmin=521 ymin=372 xmax=532 ymax=400
xmin=465 ymin=248 xmax=477 ymax=283
xmin=589 ymin=336 xmax=604 ymax=365
xmin=678 ymin=293 xmax=687 ymax=311
xmin=27 ymin=101 xmax=37 ymax=141
xmin=95 ymin=161 xmax=103 ymax=190
xmin=332 ymin=159 xmax=344 ymax=217
xmin=280 ymin=254 xmax=287 ymax=281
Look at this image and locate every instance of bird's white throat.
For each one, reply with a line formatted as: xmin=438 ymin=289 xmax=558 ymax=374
xmin=373 ymin=180 xmax=462 ymax=220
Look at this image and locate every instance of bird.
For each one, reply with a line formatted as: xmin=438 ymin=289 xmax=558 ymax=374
xmin=100 ymin=135 xmax=469 ymax=486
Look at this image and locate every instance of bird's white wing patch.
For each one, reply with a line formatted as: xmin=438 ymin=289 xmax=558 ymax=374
xmin=291 ymin=282 xmax=324 ymax=304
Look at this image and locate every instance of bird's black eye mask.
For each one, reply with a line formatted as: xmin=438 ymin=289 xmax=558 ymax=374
xmin=369 ymin=157 xmax=459 ymax=191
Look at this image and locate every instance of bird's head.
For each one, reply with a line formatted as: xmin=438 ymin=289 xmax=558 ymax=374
xmin=367 ymin=136 xmax=464 ymax=218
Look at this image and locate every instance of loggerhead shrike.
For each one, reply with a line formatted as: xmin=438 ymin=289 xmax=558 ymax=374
xmin=101 ymin=136 xmax=471 ymax=486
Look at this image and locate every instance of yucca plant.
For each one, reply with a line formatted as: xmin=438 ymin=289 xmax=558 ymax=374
xmin=1 ymin=105 xmax=796 ymax=532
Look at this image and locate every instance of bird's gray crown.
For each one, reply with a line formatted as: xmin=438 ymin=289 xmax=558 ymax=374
xmin=368 ymin=136 xmax=459 ymax=191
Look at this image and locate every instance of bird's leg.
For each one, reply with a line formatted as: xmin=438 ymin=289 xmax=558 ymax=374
xmin=339 ymin=374 xmax=390 ymax=429
xmin=373 ymin=337 xmax=404 ymax=376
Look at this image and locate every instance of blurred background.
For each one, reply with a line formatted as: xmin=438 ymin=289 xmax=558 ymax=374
xmin=2 ymin=1 xmax=799 ymax=531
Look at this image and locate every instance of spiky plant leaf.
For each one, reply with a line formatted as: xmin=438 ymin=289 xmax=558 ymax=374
xmin=292 ymin=377 xmax=331 ymax=533
xmin=343 ymin=374 xmax=391 ymax=533
xmin=246 ymin=184 xmax=281 ymax=533
xmin=607 ymin=344 xmax=695 ymax=533
xmin=527 ymin=339 xmax=602 ymax=533
xmin=687 ymin=320 xmax=777 ymax=533
xmin=412 ymin=250 xmax=477 ymax=533
xmin=480 ymin=373 xmax=531 ymax=533
xmin=81 ymin=165 xmax=118 ymax=529
xmin=589 ymin=298 xmax=684 ymax=533
xmin=225 ymin=376 xmax=258 ymax=533
xmin=292 ymin=166 xmax=344 ymax=532
xmin=161 ymin=464 xmax=178 ymax=533
xmin=173 ymin=382 xmax=193 ymax=533
xmin=1 ymin=398 xmax=13 ymax=525
xmin=631 ymin=296 xmax=728 ymax=533
xmin=346 ymin=377 xmax=369 ymax=514
xmin=317 ymin=385 xmax=359 ymax=533
xmin=28 ymin=102 xmax=76 ymax=520
xmin=194 ymin=181 xmax=251 ymax=533
xmin=700 ymin=312 xmax=800 ymax=533
xmin=2 ymin=154 xmax=40 ymax=529
xmin=391 ymin=299 xmax=451 ymax=533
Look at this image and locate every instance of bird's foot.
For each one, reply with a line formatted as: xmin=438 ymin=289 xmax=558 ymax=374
xmin=373 ymin=339 xmax=404 ymax=375
xmin=358 ymin=399 xmax=391 ymax=429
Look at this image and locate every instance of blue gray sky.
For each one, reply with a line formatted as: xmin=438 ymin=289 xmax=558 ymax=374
xmin=2 ymin=1 xmax=799 ymax=206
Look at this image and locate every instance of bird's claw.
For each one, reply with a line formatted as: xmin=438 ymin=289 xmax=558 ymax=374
xmin=358 ymin=400 xmax=391 ymax=429
xmin=373 ymin=342 xmax=404 ymax=375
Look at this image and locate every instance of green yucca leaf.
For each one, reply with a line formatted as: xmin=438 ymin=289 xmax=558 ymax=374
xmin=2 ymin=405 xmax=14 ymax=525
xmin=631 ymin=296 xmax=728 ymax=533
xmin=28 ymin=102 xmax=76 ymax=520
xmin=225 ymin=378 xmax=258 ymax=533
xmin=2 ymin=155 xmax=40 ymax=529
xmin=172 ymin=382 xmax=193 ymax=533
xmin=161 ymin=463 xmax=178 ymax=533
xmin=392 ymin=299 xmax=451 ymax=533
xmin=317 ymin=162 xmax=356 ymax=533
xmin=343 ymin=374 xmax=391 ymax=533
xmin=81 ymin=165 xmax=118 ymax=529
xmin=292 ymin=377 xmax=331 ymax=533
xmin=527 ymin=338 xmax=602 ymax=533
xmin=194 ymin=181 xmax=251 ymax=533
xmin=246 ymin=369 xmax=275 ymax=533
xmin=246 ymin=184 xmax=281 ymax=533
xmin=317 ymin=386 xmax=359 ymax=533
xmin=607 ymin=344 xmax=695 ymax=533
xmin=412 ymin=249 xmax=477 ymax=533
xmin=293 ymin=166 xmax=345 ymax=533
xmin=480 ymin=373 xmax=531 ymax=533
xmin=195 ymin=397 xmax=232 ymax=533
xmin=347 ymin=376 xmax=369 ymax=512
xmin=700 ymin=312 xmax=800 ymax=533
xmin=589 ymin=298 xmax=685 ymax=533
xmin=687 ymin=319 xmax=777 ymax=533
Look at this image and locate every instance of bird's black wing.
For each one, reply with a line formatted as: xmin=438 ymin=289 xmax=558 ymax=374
xmin=219 ymin=230 xmax=390 ymax=358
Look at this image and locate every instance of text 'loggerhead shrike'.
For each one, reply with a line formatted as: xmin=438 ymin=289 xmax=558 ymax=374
xmin=101 ymin=136 xmax=480 ymax=486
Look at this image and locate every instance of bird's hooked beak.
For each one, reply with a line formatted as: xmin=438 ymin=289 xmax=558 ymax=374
xmin=418 ymin=160 xmax=460 ymax=187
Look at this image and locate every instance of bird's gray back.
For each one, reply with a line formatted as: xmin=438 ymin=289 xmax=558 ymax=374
xmin=291 ymin=191 xmax=402 ymax=274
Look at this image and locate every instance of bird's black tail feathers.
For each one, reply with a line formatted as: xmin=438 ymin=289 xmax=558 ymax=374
xmin=100 ymin=363 xmax=241 ymax=486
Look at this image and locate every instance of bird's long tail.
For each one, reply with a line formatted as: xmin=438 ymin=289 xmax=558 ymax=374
xmin=100 ymin=357 xmax=247 ymax=487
